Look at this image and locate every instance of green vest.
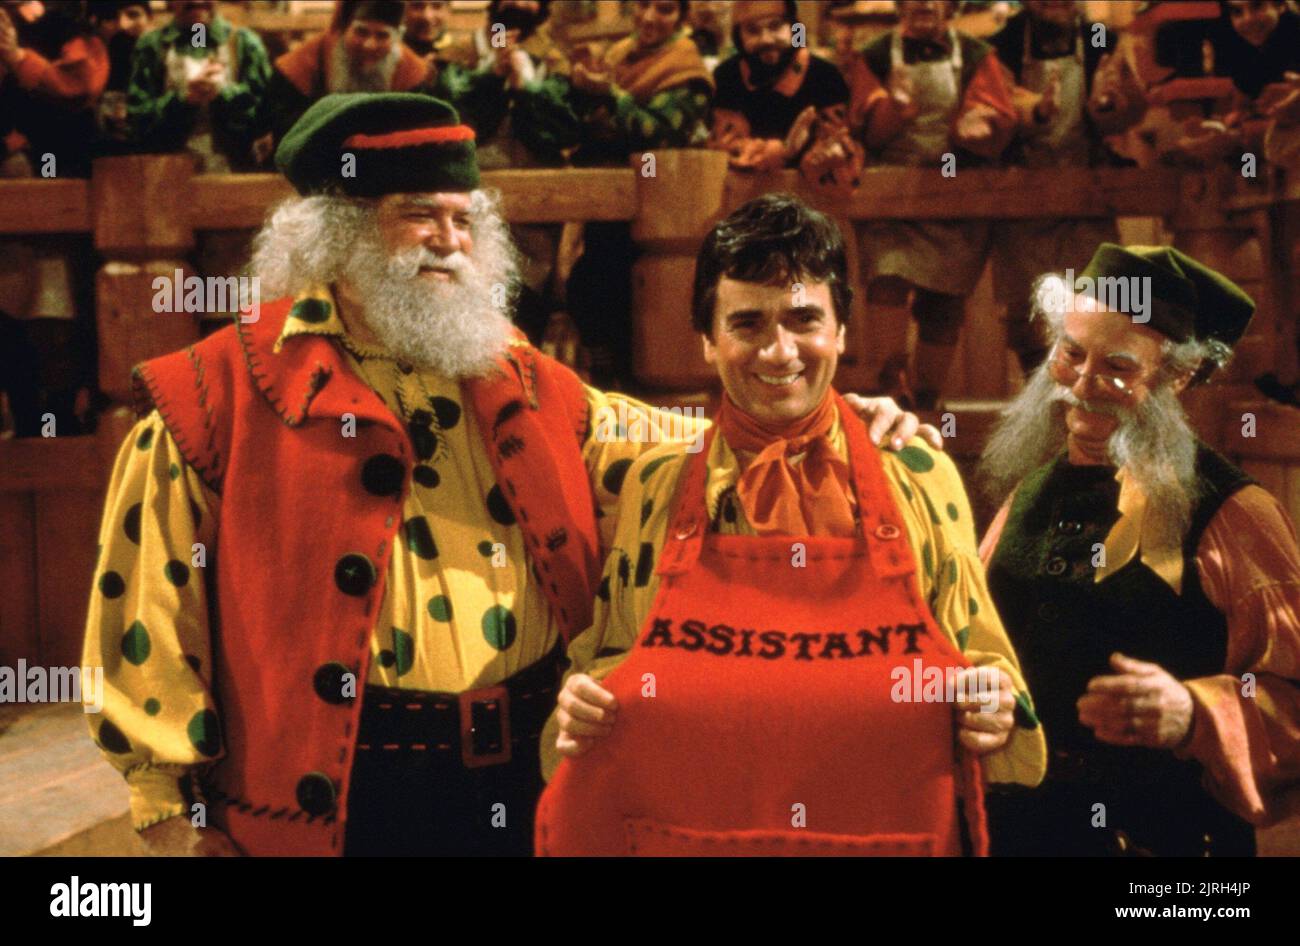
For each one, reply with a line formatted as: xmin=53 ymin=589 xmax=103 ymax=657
xmin=986 ymin=444 xmax=1255 ymax=855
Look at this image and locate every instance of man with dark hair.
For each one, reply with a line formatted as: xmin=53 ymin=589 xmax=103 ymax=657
xmin=125 ymin=0 xmax=271 ymax=171
xmin=262 ymin=0 xmax=433 ymax=146
xmin=537 ymin=193 xmax=1046 ymax=856
xmin=708 ymin=0 xmax=853 ymax=174
xmin=402 ymin=0 xmax=455 ymax=66
xmin=978 ymin=244 xmax=1300 ymax=856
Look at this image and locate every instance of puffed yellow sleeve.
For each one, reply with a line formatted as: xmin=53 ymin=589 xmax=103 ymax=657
xmin=882 ymin=441 xmax=1047 ymax=788
xmin=82 ymin=411 xmax=223 ymax=830
xmin=581 ymin=385 xmax=708 ymax=550
xmin=540 ymin=442 xmax=689 ymax=782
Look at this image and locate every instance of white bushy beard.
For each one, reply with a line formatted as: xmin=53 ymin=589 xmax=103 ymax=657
xmin=248 ymin=191 xmax=520 ymax=380
xmin=979 ymin=363 xmax=1200 ymax=547
xmin=341 ymin=219 xmax=518 ymax=380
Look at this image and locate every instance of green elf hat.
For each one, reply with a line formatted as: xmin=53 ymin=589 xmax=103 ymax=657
xmin=1075 ymin=243 xmax=1255 ymax=349
xmin=275 ymin=93 xmax=479 ymax=198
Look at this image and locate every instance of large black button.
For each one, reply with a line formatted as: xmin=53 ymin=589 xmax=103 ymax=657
xmin=296 ymin=772 xmax=337 ymax=816
xmin=361 ymin=454 xmax=404 ymax=497
xmin=1045 ymin=556 xmax=1069 ymax=576
xmin=313 ymin=662 xmax=353 ymax=704
xmin=1056 ymin=520 xmax=1083 ymax=536
xmin=335 ymin=553 xmax=377 ymax=596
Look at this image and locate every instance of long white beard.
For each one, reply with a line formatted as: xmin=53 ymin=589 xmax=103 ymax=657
xmin=342 ymin=232 xmax=516 ymax=379
xmin=979 ymin=366 xmax=1200 ymax=546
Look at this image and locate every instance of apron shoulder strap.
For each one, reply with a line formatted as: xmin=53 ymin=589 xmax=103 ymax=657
xmin=656 ymin=424 xmax=717 ymax=578
xmin=836 ymin=393 xmax=921 ymax=581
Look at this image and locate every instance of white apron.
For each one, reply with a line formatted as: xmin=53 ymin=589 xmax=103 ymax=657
xmin=862 ymin=30 xmax=991 ymax=295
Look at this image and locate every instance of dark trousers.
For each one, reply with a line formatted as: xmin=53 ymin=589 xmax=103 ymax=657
xmin=986 ymin=778 xmax=1256 ymax=857
xmin=343 ymin=651 xmax=564 ymax=857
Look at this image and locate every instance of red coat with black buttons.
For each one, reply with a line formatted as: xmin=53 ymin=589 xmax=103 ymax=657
xmin=132 ymin=297 xmax=599 ymax=855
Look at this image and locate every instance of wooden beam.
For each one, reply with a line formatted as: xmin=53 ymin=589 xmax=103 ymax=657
xmin=481 ymin=168 xmax=638 ymax=222
xmin=185 ymin=168 xmax=639 ymax=229
xmin=0 ymin=436 xmax=107 ymax=493
xmin=0 ymin=179 xmax=90 ymax=234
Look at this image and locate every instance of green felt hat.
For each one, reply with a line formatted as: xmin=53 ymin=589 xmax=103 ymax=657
xmin=275 ymin=93 xmax=479 ymax=198
xmin=1075 ymin=243 xmax=1255 ymax=348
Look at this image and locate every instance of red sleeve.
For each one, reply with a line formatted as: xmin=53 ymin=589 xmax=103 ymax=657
xmin=845 ymin=55 xmax=905 ymax=152
xmin=13 ymin=34 xmax=108 ymax=104
xmin=956 ymin=52 xmax=1018 ymax=158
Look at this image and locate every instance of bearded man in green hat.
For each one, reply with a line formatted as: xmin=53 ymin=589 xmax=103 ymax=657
xmin=82 ymin=92 xmax=933 ymax=857
xmin=977 ymin=243 xmax=1300 ymax=856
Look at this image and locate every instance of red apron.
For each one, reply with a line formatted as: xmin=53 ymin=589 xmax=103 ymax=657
xmin=535 ymin=394 xmax=987 ymax=856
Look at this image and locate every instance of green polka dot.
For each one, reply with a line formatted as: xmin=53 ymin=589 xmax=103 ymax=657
xmin=169 ymin=463 xmax=181 ymax=481
xmin=97 ymin=719 xmax=131 ymax=754
xmin=602 ymin=458 xmax=633 ymax=496
xmin=946 ymin=558 xmax=957 ymax=585
xmin=946 ymin=502 xmax=959 ymax=521
xmin=1014 ymin=691 xmax=1040 ymax=729
xmin=164 ymin=559 xmax=189 ymax=587
xmin=897 ymin=445 xmax=934 ymax=473
xmin=477 ymin=540 xmax=496 ymax=558
xmin=392 ymin=627 xmax=414 ymax=676
xmin=121 ymin=620 xmax=151 ymax=665
xmin=640 ymin=499 xmax=654 ymax=526
xmin=378 ymin=649 xmax=396 ymax=668
xmin=135 ymin=427 xmax=154 ymax=451
xmin=482 ymin=606 xmax=517 ymax=650
xmin=969 ymin=597 xmax=979 ymax=616
xmin=187 ymin=709 xmax=221 ymax=757
xmin=956 ymin=626 xmax=970 ymax=651
xmin=899 ymin=481 xmax=913 ymax=503
xmin=640 ymin=117 xmax=655 ymax=138
xmin=639 ymin=454 xmax=677 ymax=483
xmin=403 ymin=516 xmax=438 ymax=560
xmin=921 ymin=541 xmax=933 ymax=577
xmin=427 ymin=595 xmax=453 ymax=622
xmin=921 ymin=490 xmax=941 ymax=525
xmin=290 ymin=297 xmax=331 ymax=323
xmin=144 ymin=698 xmax=161 ymax=716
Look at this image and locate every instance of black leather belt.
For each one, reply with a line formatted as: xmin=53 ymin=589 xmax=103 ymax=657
xmin=354 ymin=647 xmax=567 ymax=769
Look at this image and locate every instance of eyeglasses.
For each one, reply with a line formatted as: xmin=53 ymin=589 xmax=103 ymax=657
xmin=1048 ymin=346 xmax=1138 ymax=398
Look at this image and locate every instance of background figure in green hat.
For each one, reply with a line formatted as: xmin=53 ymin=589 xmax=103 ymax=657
xmin=81 ymin=92 xmax=932 ymax=857
xmin=976 ymin=242 xmax=1300 ymax=856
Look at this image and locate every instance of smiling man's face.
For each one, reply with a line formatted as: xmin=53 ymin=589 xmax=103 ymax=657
xmin=375 ymin=191 xmax=475 ymax=281
xmin=704 ymin=277 xmax=845 ymax=426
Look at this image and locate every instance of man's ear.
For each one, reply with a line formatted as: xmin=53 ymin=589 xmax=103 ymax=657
xmin=701 ymin=332 xmax=717 ymax=366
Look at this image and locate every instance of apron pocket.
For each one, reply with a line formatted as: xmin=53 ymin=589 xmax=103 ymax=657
xmin=624 ymin=819 xmax=936 ymax=857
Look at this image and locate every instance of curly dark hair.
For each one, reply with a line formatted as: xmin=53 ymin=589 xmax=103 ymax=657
xmin=690 ymin=193 xmax=853 ymax=337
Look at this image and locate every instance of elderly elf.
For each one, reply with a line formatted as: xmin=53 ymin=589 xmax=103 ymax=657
xmin=978 ymin=244 xmax=1300 ymax=856
xmin=536 ymin=194 xmax=1046 ymax=857
xmin=82 ymin=93 xmax=930 ymax=857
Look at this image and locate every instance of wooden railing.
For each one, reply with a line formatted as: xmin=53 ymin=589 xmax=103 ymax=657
xmin=0 ymin=154 xmax=1297 ymax=673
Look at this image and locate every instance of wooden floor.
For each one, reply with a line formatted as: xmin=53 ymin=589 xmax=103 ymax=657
xmin=3 ymin=701 xmax=1298 ymax=856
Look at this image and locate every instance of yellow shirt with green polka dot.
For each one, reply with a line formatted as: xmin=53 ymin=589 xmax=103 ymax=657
xmin=540 ymin=410 xmax=1049 ymax=790
xmin=83 ymin=287 xmax=706 ymax=830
